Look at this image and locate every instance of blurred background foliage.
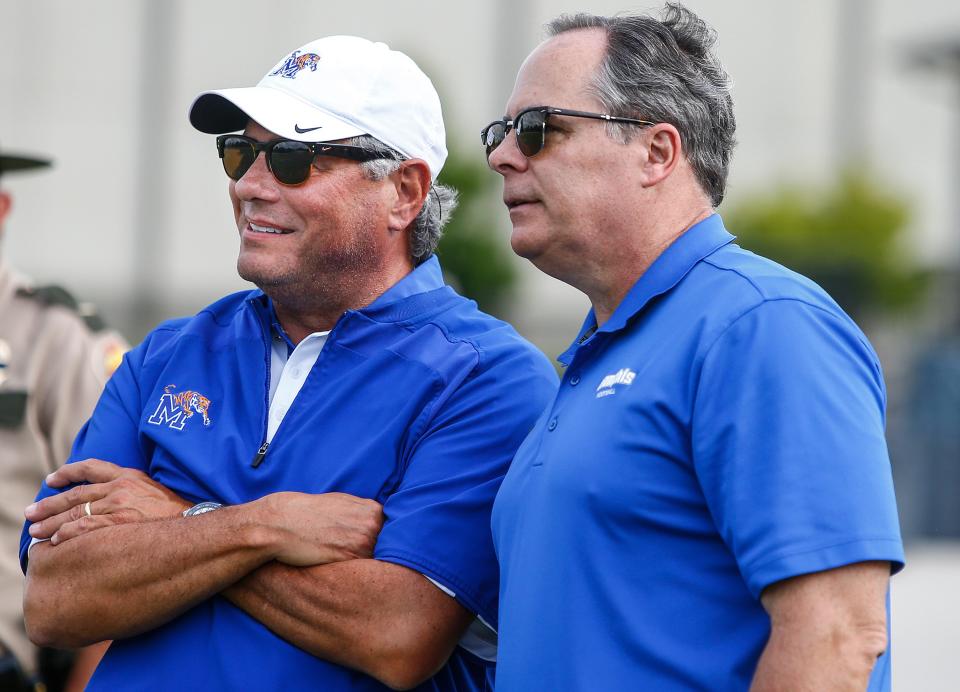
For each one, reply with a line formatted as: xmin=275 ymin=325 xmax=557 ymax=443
xmin=727 ymin=170 xmax=929 ymax=318
xmin=435 ymin=149 xmax=517 ymax=316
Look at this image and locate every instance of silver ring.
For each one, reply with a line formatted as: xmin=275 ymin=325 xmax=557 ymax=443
xmin=83 ymin=501 xmax=92 ymax=518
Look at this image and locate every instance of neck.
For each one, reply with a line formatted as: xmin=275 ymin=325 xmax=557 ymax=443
xmin=588 ymin=204 xmax=713 ymax=327
xmin=268 ymin=259 xmax=413 ymax=344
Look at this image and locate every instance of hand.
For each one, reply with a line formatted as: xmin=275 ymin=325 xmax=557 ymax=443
xmin=25 ymin=459 xmax=192 ymax=545
xmin=254 ymin=492 xmax=384 ymax=567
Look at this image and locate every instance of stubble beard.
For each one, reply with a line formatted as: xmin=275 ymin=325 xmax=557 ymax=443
xmin=237 ymin=231 xmax=385 ymax=315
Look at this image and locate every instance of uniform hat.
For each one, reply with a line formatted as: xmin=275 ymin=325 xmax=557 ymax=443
xmin=189 ymin=35 xmax=447 ymax=181
xmin=0 ymin=145 xmax=52 ymax=177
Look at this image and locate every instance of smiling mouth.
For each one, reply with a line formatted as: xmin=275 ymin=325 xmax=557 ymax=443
xmin=247 ymin=222 xmax=292 ymax=235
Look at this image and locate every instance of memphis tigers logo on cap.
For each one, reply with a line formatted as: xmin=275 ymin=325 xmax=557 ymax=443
xmin=269 ymin=50 xmax=322 ymax=79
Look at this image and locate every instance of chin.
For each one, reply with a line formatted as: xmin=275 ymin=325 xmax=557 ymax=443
xmin=238 ymin=257 xmax=288 ymax=288
xmin=509 ymin=226 xmax=547 ymax=261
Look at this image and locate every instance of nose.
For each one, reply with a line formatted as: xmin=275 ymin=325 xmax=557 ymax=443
xmin=232 ymin=150 xmax=279 ymax=202
xmin=487 ymin=128 xmax=529 ymax=177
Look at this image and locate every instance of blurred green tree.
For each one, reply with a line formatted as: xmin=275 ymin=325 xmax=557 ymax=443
xmin=726 ymin=171 xmax=928 ymax=317
xmin=435 ymin=149 xmax=517 ymax=315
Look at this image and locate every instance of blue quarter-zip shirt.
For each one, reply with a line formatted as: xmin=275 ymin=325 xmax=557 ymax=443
xmin=23 ymin=256 xmax=557 ymax=691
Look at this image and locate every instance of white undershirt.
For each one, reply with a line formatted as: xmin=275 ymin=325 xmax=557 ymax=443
xmin=267 ymin=329 xmax=329 ymax=442
xmin=268 ymin=328 xmax=497 ymax=661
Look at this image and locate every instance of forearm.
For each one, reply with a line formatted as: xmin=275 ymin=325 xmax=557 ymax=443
xmin=24 ymin=506 xmax=275 ymax=648
xmin=225 ymin=559 xmax=471 ymax=689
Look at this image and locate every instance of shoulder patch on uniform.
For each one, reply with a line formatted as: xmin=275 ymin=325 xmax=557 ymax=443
xmin=16 ymin=284 xmax=109 ymax=332
xmin=97 ymin=334 xmax=127 ymax=378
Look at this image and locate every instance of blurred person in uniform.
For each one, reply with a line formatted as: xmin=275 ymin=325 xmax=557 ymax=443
xmin=0 ymin=147 xmax=124 ymax=690
xmin=483 ymin=4 xmax=904 ymax=691
xmin=17 ymin=36 xmax=556 ymax=692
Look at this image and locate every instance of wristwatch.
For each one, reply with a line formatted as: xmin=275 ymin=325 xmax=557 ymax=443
xmin=182 ymin=501 xmax=223 ymax=517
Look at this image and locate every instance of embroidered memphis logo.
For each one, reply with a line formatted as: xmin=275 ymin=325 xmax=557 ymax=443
xmin=269 ymin=50 xmax=321 ymax=79
xmin=147 ymin=384 xmax=213 ymax=430
xmin=595 ymin=368 xmax=636 ymax=398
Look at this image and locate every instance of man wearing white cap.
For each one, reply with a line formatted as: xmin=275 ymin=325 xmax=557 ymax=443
xmin=18 ymin=36 xmax=556 ymax=691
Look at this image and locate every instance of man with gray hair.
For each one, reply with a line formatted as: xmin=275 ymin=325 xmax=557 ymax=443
xmin=18 ymin=35 xmax=556 ymax=691
xmin=485 ymin=4 xmax=902 ymax=690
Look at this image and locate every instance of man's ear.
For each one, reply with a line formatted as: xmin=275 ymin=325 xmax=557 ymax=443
xmin=387 ymin=160 xmax=431 ymax=233
xmin=0 ymin=190 xmax=12 ymax=232
xmin=639 ymin=123 xmax=683 ymax=188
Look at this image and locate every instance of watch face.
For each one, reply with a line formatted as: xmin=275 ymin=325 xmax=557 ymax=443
xmin=185 ymin=501 xmax=223 ymax=516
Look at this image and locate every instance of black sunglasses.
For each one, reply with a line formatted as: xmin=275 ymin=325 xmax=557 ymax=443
xmin=216 ymin=134 xmax=382 ymax=185
xmin=481 ymin=106 xmax=655 ymax=160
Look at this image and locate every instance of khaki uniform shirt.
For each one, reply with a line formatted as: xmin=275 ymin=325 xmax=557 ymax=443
xmin=0 ymin=259 xmax=126 ymax=673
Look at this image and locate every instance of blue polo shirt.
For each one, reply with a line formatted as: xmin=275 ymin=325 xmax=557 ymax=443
xmin=491 ymin=215 xmax=904 ymax=691
xmin=22 ymin=256 xmax=557 ymax=692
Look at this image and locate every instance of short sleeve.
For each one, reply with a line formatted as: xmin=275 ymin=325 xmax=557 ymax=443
xmin=374 ymin=351 xmax=555 ymax=628
xmin=691 ymin=299 xmax=904 ymax=598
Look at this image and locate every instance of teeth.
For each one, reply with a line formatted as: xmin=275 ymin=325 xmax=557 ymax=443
xmin=249 ymin=222 xmax=287 ymax=234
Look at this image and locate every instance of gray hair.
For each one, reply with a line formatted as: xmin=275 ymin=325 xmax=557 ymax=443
xmin=344 ymin=135 xmax=458 ymax=265
xmin=547 ymin=3 xmax=736 ymax=207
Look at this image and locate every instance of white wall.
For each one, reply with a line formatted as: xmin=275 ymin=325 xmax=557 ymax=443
xmin=1 ymin=0 xmax=958 ymax=347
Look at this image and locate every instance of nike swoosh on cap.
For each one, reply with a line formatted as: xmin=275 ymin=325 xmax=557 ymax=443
xmin=294 ymin=124 xmax=323 ymax=133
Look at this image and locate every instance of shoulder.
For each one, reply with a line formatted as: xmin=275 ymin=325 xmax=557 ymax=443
xmin=133 ymin=289 xmax=263 ymax=363
xmin=688 ymin=243 xmax=871 ymax=352
xmin=424 ymin=291 xmax=557 ymax=385
xmin=368 ymin=287 xmax=557 ymax=415
xmin=690 ymin=248 xmax=884 ymax=403
xmin=14 ymin=282 xmax=109 ymax=332
xmin=698 ymin=243 xmax=851 ymax=313
xmin=10 ymin=281 xmax=129 ymax=378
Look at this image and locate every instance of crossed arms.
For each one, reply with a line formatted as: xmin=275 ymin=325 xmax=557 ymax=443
xmin=25 ymin=462 xmax=893 ymax=691
xmin=23 ymin=461 xmax=473 ymax=690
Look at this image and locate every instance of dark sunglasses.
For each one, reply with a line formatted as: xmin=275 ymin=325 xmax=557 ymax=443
xmin=216 ymin=134 xmax=382 ymax=185
xmin=481 ymin=106 xmax=655 ymax=160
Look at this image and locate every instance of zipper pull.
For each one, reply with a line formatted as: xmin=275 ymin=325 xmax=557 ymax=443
xmin=251 ymin=441 xmax=270 ymax=468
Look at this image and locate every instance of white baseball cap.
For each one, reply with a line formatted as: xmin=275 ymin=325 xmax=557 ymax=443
xmin=189 ymin=35 xmax=447 ymax=180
